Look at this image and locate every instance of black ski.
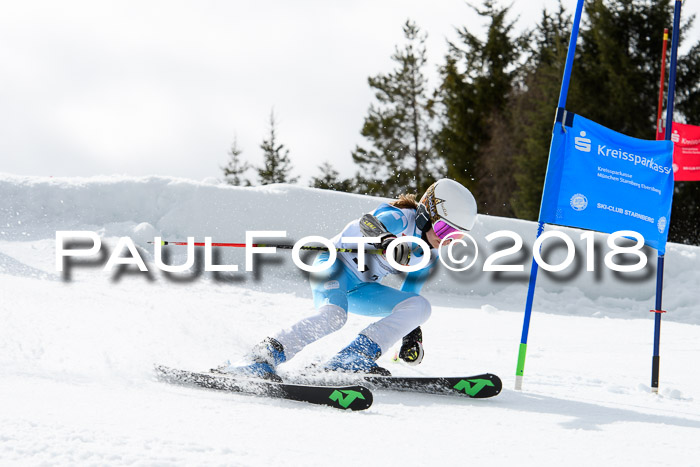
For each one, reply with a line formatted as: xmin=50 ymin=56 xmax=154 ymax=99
xmin=154 ymin=365 xmax=373 ymax=411
xmin=291 ymin=372 xmax=502 ymax=399
xmin=363 ymin=373 xmax=502 ymax=398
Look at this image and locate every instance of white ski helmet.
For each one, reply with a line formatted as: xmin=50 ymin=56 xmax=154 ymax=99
xmin=416 ymin=179 xmax=478 ymax=237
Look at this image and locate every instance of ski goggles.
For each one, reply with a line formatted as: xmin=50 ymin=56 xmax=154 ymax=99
xmin=433 ymin=220 xmax=462 ymax=239
xmin=416 ymin=204 xmax=466 ymax=240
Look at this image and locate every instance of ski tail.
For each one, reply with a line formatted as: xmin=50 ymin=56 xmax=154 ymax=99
xmin=154 ymin=365 xmax=373 ymax=411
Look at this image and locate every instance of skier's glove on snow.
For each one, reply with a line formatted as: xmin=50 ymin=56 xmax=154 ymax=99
xmin=359 ymin=213 xmax=411 ymax=266
xmin=398 ymin=327 xmax=424 ymax=365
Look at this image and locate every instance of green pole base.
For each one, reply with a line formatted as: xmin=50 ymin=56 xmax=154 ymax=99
xmin=515 ymin=343 xmax=528 ymax=390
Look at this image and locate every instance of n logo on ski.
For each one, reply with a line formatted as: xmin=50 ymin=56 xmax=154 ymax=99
xmin=362 ymin=373 xmax=502 ymax=399
xmin=453 ymin=378 xmax=495 ymax=397
xmin=328 ymin=389 xmax=366 ymax=409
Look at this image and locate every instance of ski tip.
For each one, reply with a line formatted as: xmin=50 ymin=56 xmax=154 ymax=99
xmin=488 ymin=373 xmax=503 ymax=396
xmin=327 ymin=385 xmax=373 ymax=411
xmin=459 ymin=373 xmax=502 ymax=398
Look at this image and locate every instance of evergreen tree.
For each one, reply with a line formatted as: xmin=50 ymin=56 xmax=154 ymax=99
xmin=434 ymin=0 xmax=528 ymax=213
xmin=477 ymin=112 xmax=519 ymax=216
xmin=352 ymin=20 xmax=438 ymax=197
xmin=258 ymin=110 xmax=299 ymax=185
xmin=671 ymin=181 xmax=700 ymax=245
xmin=569 ymin=0 xmax=679 ymax=137
xmin=506 ymin=0 xmax=700 ymax=245
xmin=310 ymin=162 xmax=355 ymax=192
xmin=670 ymin=35 xmax=700 ymax=245
xmin=511 ymin=3 xmax=572 ymax=220
xmin=677 ymin=40 xmax=700 ymax=120
xmin=221 ymin=136 xmax=252 ymax=186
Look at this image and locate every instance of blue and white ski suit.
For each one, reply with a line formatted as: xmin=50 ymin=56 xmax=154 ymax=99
xmin=274 ymin=203 xmax=438 ymax=359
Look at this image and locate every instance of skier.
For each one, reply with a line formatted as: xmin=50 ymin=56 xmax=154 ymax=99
xmin=218 ymin=178 xmax=478 ymax=379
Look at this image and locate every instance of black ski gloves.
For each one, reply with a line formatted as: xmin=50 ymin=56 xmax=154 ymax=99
xmin=359 ymin=213 xmax=411 ymax=266
xmin=398 ymin=327 xmax=424 ymax=365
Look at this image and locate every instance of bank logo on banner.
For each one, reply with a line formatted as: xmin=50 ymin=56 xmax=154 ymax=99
xmin=539 ymin=112 xmax=674 ymax=253
xmin=575 ymin=131 xmax=592 ymax=152
xmin=670 ymin=122 xmax=700 ymax=181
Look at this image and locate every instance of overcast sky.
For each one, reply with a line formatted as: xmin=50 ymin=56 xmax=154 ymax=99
xmin=2 ymin=1 xmax=698 ymax=184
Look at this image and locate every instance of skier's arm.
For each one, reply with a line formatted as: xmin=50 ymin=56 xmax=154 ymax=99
xmin=400 ymin=259 xmax=435 ymax=294
xmin=372 ymin=206 xmax=437 ymax=292
xmin=373 ymin=209 xmax=407 ymax=236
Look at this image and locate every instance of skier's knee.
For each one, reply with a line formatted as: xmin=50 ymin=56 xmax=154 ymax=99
xmin=397 ymin=295 xmax=431 ymax=324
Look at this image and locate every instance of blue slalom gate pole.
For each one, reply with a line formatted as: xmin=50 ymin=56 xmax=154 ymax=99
xmin=652 ymin=0 xmax=683 ymax=393
xmin=515 ymin=0 xmax=586 ymax=390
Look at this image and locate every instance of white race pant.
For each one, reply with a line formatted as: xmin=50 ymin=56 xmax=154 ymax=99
xmin=274 ymin=295 xmax=431 ymax=359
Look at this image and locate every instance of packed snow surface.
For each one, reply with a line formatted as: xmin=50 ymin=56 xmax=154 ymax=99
xmin=1 ymin=173 xmax=699 ymax=466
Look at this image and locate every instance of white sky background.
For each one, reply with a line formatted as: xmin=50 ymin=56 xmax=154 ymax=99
xmin=1 ymin=0 xmax=698 ymax=183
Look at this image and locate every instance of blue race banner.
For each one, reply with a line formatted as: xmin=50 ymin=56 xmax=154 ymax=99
xmin=540 ymin=112 xmax=674 ymax=253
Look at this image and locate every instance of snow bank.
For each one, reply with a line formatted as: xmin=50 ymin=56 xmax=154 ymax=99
xmin=2 ymin=173 xmax=700 ymax=466
xmin=1 ymin=173 xmax=698 ymax=322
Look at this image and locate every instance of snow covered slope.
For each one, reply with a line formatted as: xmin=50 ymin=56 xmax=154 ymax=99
xmin=1 ymin=173 xmax=699 ymax=466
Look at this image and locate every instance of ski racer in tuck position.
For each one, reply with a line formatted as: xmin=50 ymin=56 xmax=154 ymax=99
xmin=218 ymin=178 xmax=478 ymax=379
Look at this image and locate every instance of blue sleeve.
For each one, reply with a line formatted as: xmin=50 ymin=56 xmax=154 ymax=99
xmin=400 ymin=259 xmax=437 ymax=294
xmin=374 ymin=206 xmax=408 ymax=236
